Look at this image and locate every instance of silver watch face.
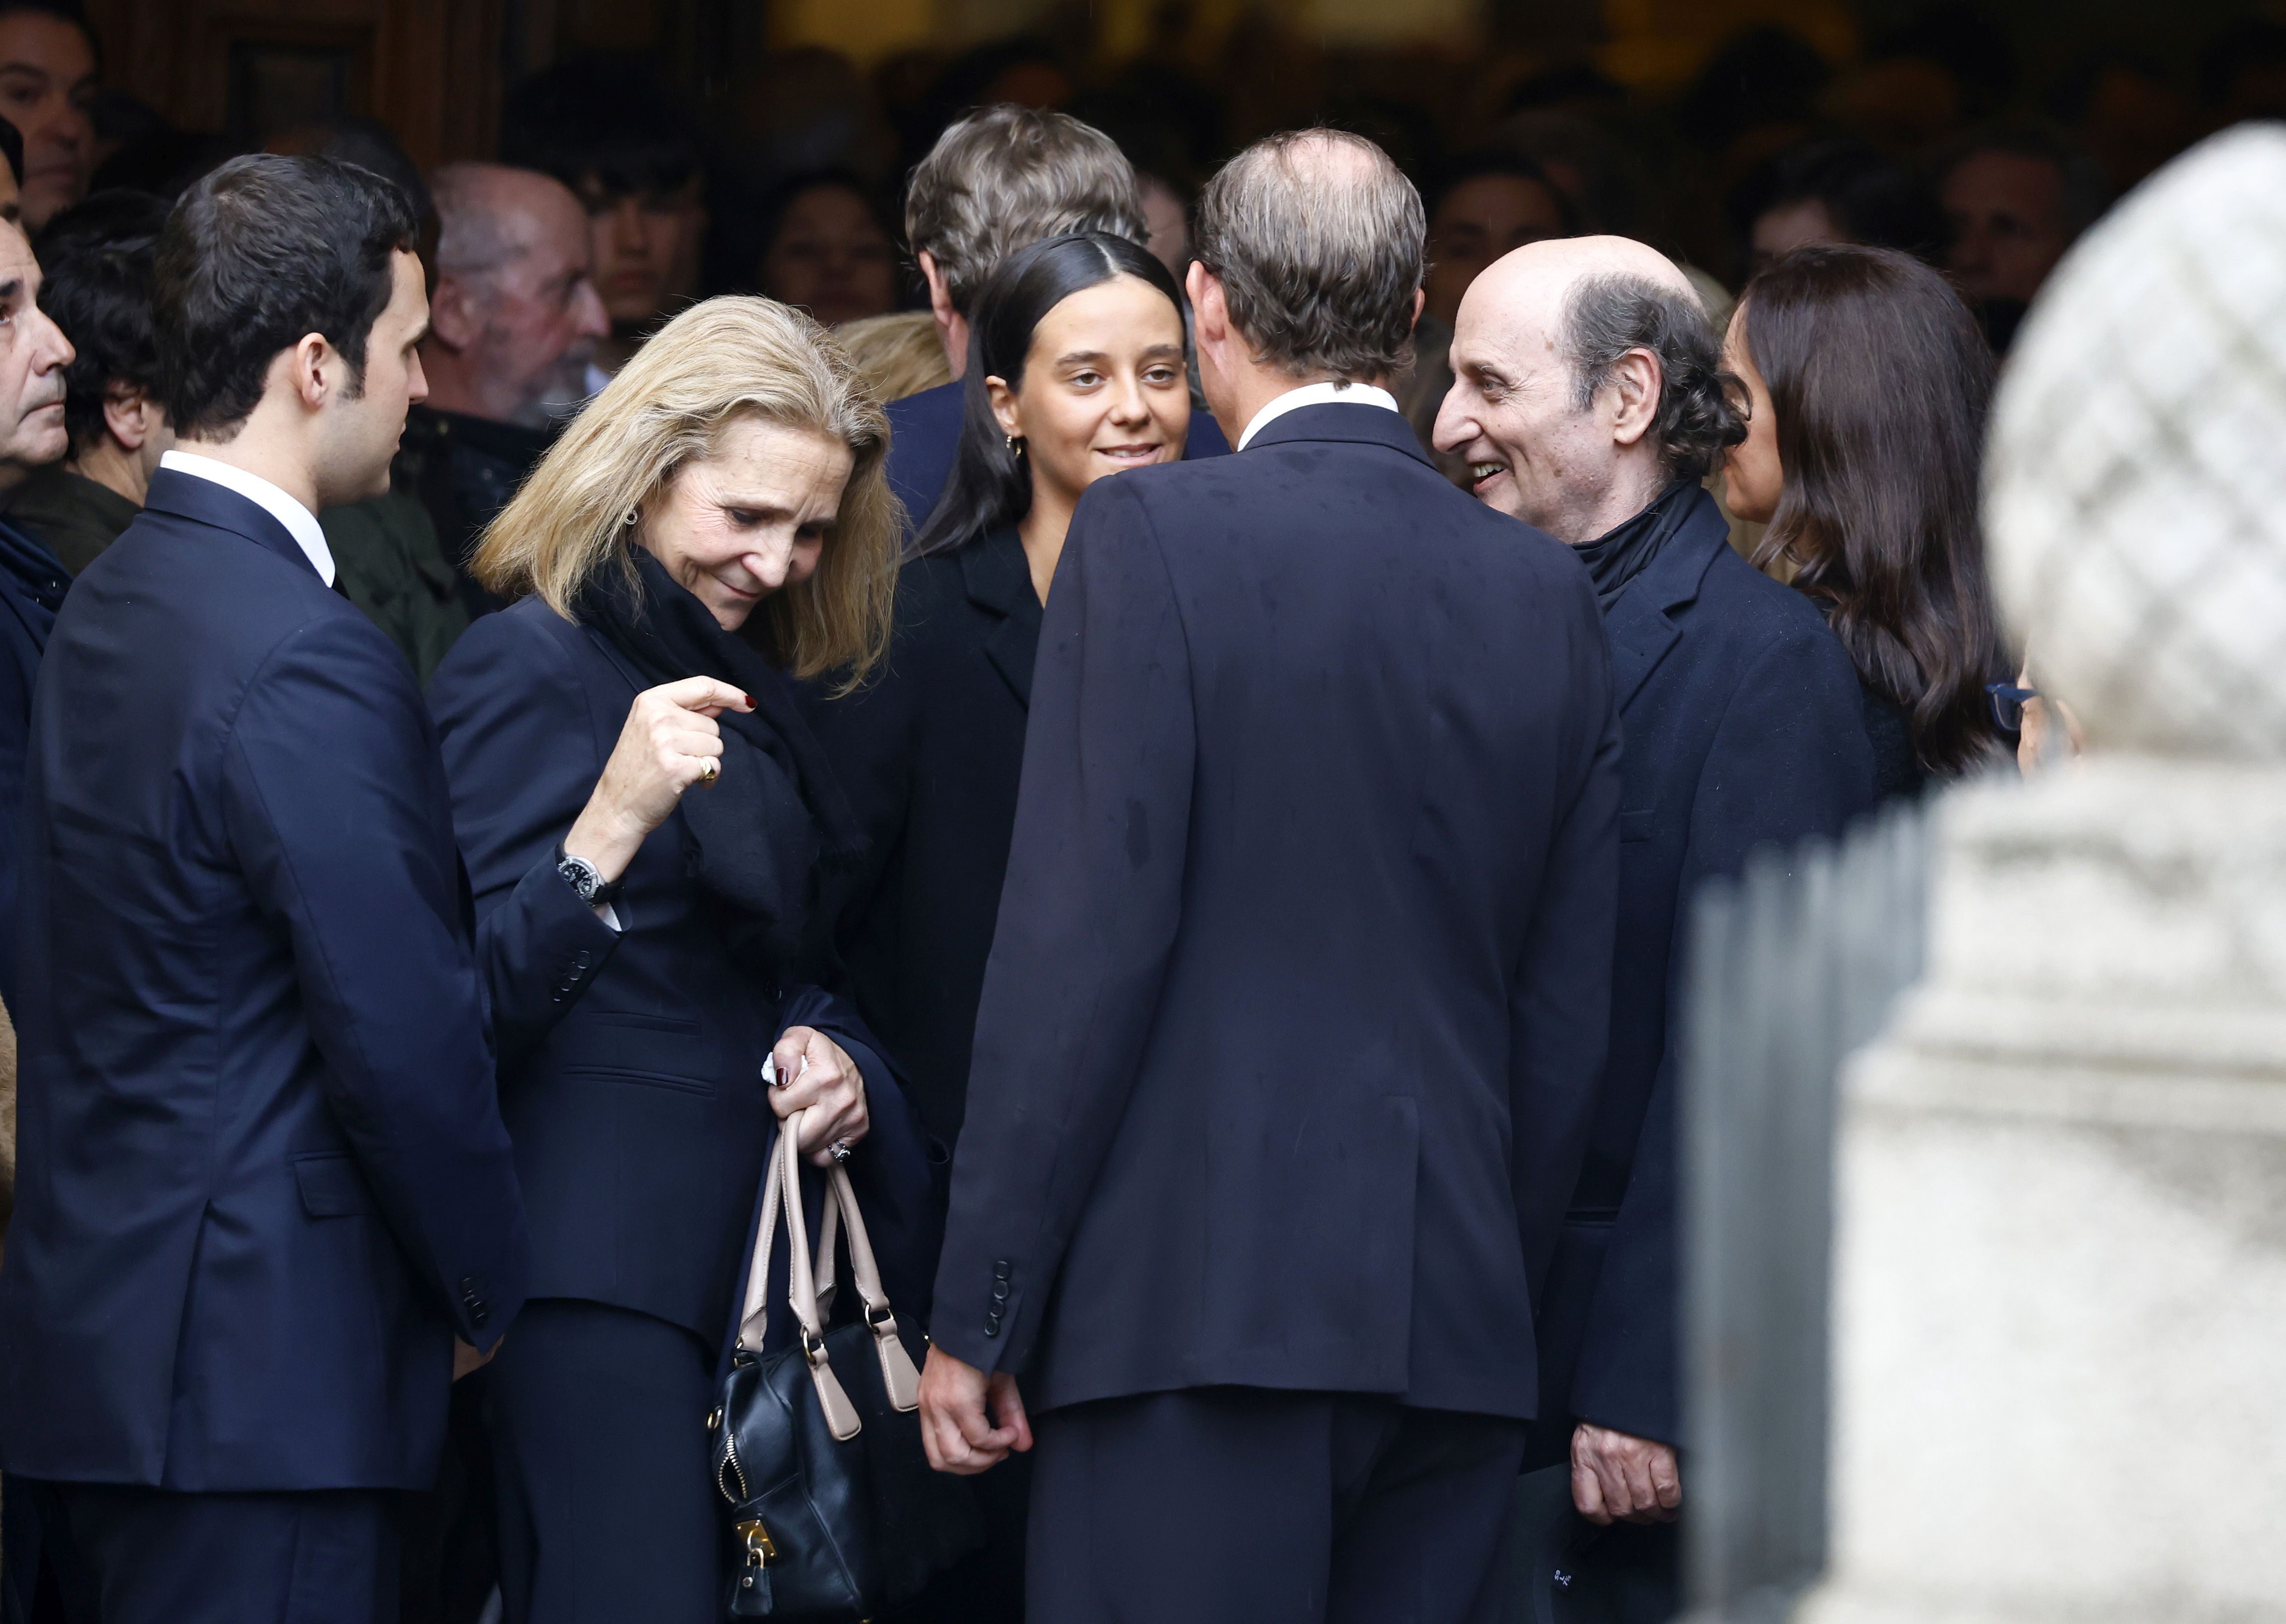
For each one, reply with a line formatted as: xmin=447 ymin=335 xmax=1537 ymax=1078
xmin=559 ymin=855 xmax=601 ymax=902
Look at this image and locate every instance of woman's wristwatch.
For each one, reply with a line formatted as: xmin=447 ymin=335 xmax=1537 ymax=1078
xmin=556 ymin=841 xmax=624 ymax=907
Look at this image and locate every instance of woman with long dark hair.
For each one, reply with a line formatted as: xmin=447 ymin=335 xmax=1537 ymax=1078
xmin=1722 ymin=243 xmax=2012 ymax=796
xmin=808 ymin=230 xmax=1190 ymax=1150
xmin=803 ymin=224 xmax=1189 ymax=1620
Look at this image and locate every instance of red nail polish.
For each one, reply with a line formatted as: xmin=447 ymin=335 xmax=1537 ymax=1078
xmin=743 ymin=693 xmax=755 ymax=707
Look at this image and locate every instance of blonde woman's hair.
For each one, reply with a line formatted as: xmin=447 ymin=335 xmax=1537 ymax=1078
xmin=833 ymin=309 xmax=953 ymax=403
xmin=474 ymin=296 xmax=899 ymax=689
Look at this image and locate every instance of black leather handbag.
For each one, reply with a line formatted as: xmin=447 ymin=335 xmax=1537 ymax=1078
xmin=711 ymin=1107 xmax=983 ymax=1618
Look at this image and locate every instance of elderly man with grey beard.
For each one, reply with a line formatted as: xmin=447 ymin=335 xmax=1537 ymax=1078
xmin=918 ymin=129 xmax=1623 ymax=1624
xmin=321 ymin=161 xmax=609 ymax=685
xmin=1434 ymin=239 xmax=1875 ymax=1613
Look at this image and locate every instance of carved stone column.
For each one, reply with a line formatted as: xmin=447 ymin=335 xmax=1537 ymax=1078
xmin=1796 ymin=124 xmax=2286 ymax=1624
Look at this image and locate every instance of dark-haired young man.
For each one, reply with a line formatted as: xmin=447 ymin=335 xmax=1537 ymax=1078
xmin=0 ymin=0 xmax=95 ymax=229
xmin=920 ymin=131 xmax=1622 ymax=1619
xmin=0 ymin=154 xmax=533 ymax=1623
xmin=1435 ymin=238 xmax=1874 ymax=1612
xmin=5 ymin=187 xmax=169 ymax=572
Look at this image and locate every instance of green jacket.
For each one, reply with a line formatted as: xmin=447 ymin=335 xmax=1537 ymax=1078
xmin=319 ymin=483 xmax=472 ymax=689
xmin=4 ymin=464 xmax=139 ymax=576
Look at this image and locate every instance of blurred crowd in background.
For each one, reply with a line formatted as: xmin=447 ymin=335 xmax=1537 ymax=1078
xmin=19 ymin=1 xmax=2286 ymax=352
xmin=0 ymin=0 xmax=2276 ymax=679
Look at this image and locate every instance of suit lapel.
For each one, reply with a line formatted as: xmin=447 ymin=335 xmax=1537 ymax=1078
xmin=960 ymin=529 xmax=1042 ymax=710
xmin=1605 ymin=593 xmax=1681 ymax=715
xmin=1602 ymin=493 xmax=1732 ymax=714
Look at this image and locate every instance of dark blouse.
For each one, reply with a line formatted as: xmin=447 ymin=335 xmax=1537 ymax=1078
xmin=805 ymin=526 xmax=1041 ymax=1148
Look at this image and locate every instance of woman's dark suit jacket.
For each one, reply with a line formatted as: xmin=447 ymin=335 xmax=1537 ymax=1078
xmin=430 ymin=596 xmax=939 ymax=1345
xmin=803 ymin=528 xmax=1039 ymax=1151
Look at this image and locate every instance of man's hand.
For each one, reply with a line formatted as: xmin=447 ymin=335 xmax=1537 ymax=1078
xmin=1572 ymin=1422 xmax=1681 ymax=1525
xmin=453 ymin=1338 xmax=496 ymax=1382
xmin=918 ymin=1344 xmax=1032 ymax=1475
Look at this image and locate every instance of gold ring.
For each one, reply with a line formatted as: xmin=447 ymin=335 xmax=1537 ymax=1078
xmin=697 ymin=757 xmax=719 ymax=785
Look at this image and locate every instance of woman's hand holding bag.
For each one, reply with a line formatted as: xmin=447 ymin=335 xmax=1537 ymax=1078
xmin=711 ymin=1108 xmax=983 ymax=1618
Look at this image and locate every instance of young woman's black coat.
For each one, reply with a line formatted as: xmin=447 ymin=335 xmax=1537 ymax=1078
xmin=803 ymin=526 xmax=1040 ymax=1151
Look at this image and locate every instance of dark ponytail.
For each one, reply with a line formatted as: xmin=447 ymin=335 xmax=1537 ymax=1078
xmin=912 ymin=231 xmax=1187 ymax=556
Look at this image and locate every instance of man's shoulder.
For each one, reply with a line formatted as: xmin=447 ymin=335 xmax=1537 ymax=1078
xmin=82 ymin=508 xmax=391 ymax=672
xmin=6 ymin=466 xmax=132 ymax=575
xmin=1689 ymin=539 xmax=1849 ymax=658
xmin=1112 ymin=440 xmax=1571 ymax=565
xmin=885 ymin=381 xmax=965 ymax=465
xmin=887 ymin=379 xmax=964 ymax=429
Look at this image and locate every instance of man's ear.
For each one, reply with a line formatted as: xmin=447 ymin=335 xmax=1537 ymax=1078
xmin=284 ymin=331 xmax=334 ymax=412
xmin=101 ymin=383 xmax=160 ymax=452
xmin=918 ymin=251 xmax=966 ymax=374
xmin=1409 ymin=286 xmax=1425 ymax=336
xmin=1186 ymin=261 xmax=1227 ymax=345
xmin=1607 ymin=346 xmax=1663 ymax=449
xmin=919 ymin=251 xmax=953 ymax=325
xmin=427 ymin=275 xmax=478 ymax=354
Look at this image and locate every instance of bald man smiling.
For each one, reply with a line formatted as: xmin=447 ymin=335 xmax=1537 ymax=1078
xmin=1438 ymin=238 xmax=1876 ymax=1607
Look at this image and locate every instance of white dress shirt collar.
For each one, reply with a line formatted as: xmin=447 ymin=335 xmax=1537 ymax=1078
xmin=160 ymin=449 xmax=336 ymax=587
xmin=1235 ymin=380 xmax=1402 ymax=451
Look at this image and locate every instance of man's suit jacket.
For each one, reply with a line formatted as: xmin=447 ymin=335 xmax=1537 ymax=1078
xmin=0 ymin=470 xmax=532 ymax=1492
xmin=803 ymin=526 xmax=1041 ymax=1151
xmin=430 ymin=599 xmax=942 ymax=1343
xmin=885 ymin=379 xmax=1232 ymax=537
xmin=928 ymin=404 xmax=1622 ymax=1420
xmin=1531 ymin=491 xmax=1876 ymax=1458
xmin=0 ymin=517 xmax=66 ymax=1012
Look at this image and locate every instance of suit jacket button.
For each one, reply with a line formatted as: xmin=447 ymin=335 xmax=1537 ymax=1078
xmin=472 ymin=1304 xmax=490 ymax=1327
xmin=992 ymin=1259 xmax=1011 ymax=1280
xmin=984 ymin=1318 xmax=1001 ymax=1338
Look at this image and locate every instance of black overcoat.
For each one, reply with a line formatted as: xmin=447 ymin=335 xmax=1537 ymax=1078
xmin=804 ymin=527 xmax=1040 ymax=1151
xmin=1534 ymin=491 xmax=1877 ymax=1456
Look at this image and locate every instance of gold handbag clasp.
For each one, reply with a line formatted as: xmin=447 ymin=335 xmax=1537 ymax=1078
xmin=736 ymin=1517 xmax=777 ymax=1567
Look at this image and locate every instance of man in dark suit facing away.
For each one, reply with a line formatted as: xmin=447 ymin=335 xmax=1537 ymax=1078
xmin=888 ymin=103 xmax=1228 ymax=534
xmin=1434 ymin=238 xmax=1876 ymax=1613
xmin=918 ymin=129 xmax=1624 ymax=1623
xmin=0 ymin=154 xmax=534 ymax=1624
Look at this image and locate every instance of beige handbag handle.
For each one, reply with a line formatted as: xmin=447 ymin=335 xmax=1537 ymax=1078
xmin=810 ymin=1160 xmax=922 ymax=1412
xmin=734 ymin=1108 xmax=862 ymax=1441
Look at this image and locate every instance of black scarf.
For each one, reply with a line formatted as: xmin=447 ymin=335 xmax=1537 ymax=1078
xmin=1575 ymin=478 xmax=1701 ymax=612
xmin=577 ymin=547 xmax=865 ymax=981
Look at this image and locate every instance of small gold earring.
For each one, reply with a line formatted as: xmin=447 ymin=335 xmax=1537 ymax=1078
xmin=1005 ymin=434 xmax=1023 ymax=456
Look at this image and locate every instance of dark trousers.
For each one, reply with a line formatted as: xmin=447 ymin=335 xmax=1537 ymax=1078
xmin=895 ymin=1446 xmax=1029 ymax=1623
xmin=24 ymin=1479 xmax=401 ymax=1624
xmin=487 ymin=1298 xmax=719 ymax=1624
xmin=1027 ymin=1388 xmax=1527 ymax=1624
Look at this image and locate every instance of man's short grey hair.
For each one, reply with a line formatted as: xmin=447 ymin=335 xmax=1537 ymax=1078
xmin=1192 ymin=129 xmax=1425 ymax=381
xmin=904 ymin=106 xmax=1146 ymax=315
xmin=1561 ymin=273 xmax=1745 ymax=481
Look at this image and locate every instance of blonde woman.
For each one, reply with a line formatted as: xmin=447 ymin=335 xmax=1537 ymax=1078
xmin=427 ymin=298 xmax=934 ymax=1623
